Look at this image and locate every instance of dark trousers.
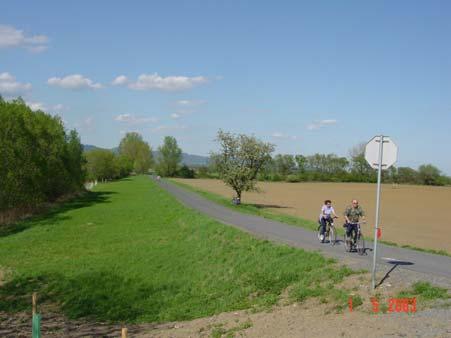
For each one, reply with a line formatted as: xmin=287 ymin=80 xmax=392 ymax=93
xmin=345 ymin=223 xmax=358 ymax=238
xmin=320 ymin=217 xmax=331 ymax=235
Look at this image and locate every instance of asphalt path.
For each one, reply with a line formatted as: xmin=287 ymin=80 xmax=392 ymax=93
xmin=155 ymin=178 xmax=451 ymax=281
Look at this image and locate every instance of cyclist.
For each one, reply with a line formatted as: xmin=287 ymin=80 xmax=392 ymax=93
xmin=319 ymin=200 xmax=338 ymax=243
xmin=344 ymin=199 xmax=366 ymax=242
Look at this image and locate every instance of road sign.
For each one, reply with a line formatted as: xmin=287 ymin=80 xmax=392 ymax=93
xmin=365 ymin=136 xmax=398 ymax=169
xmin=365 ymin=135 xmax=399 ymax=290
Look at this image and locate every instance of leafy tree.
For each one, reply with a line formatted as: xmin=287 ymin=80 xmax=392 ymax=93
xmin=349 ymin=143 xmax=375 ymax=182
xmin=294 ymin=155 xmax=307 ymax=173
xmin=178 ymin=164 xmax=195 ymax=178
xmin=85 ymin=149 xmax=118 ymax=181
xmin=418 ymin=164 xmax=442 ymax=186
xmin=274 ymin=154 xmax=295 ymax=177
xmin=0 ymin=99 xmax=85 ymax=213
xmin=397 ymin=167 xmax=419 ymax=184
xmin=211 ymin=130 xmax=275 ymax=202
xmin=118 ymin=132 xmax=153 ymax=174
xmin=156 ymin=136 xmax=182 ymax=177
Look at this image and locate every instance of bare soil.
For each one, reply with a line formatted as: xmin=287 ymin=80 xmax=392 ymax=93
xmin=173 ymin=179 xmax=451 ymax=253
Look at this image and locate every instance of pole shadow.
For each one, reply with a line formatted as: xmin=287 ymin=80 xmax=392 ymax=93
xmin=376 ymin=260 xmax=414 ymax=289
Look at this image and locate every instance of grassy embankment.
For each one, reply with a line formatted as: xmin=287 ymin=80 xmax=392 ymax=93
xmin=0 ymin=176 xmax=358 ymax=323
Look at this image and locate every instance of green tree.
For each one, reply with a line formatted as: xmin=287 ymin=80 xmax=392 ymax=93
xmin=274 ymin=154 xmax=295 ymax=177
xmin=397 ymin=167 xmax=419 ymax=184
xmin=349 ymin=143 xmax=375 ymax=182
xmin=85 ymin=149 xmax=118 ymax=181
xmin=0 ymin=99 xmax=85 ymax=213
xmin=211 ymin=130 xmax=275 ymax=202
xmin=178 ymin=164 xmax=195 ymax=178
xmin=294 ymin=155 xmax=307 ymax=174
xmin=418 ymin=164 xmax=442 ymax=186
xmin=118 ymin=132 xmax=153 ymax=174
xmin=156 ymin=136 xmax=182 ymax=177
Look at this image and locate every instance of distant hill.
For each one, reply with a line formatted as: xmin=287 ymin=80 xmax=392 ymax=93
xmin=83 ymin=144 xmax=209 ymax=167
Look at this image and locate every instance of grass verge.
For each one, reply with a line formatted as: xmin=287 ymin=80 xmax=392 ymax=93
xmin=170 ymin=179 xmax=451 ymax=257
xmin=0 ymin=176 xmax=358 ymax=323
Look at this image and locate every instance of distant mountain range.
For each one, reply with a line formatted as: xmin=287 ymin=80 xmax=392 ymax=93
xmin=83 ymin=144 xmax=210 ymax=167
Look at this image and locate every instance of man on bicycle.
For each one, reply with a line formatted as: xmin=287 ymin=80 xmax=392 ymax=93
xmin=344 ymin=199 xmax=366 ymax=241
xmin=319 ymin=200 xmax=338 ymax=243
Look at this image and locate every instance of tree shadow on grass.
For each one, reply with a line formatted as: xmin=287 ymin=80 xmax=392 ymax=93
xmin=0 ymin=191 xmax=116 ymax=238
xmin=0 ymin=270 xmax=179 ymax=323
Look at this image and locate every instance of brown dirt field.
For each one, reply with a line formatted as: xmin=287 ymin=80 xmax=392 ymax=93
xmin=173 ymin=179 xmax=451 ymax=253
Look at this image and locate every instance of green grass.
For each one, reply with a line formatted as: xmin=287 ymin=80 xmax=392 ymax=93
xmin=0 ymin=176 xmax=356 ymax=323
xmin=398 ymin=281 xmax=450 ymax=301
xmin=171 ymin=179 xmax=451 ymax=257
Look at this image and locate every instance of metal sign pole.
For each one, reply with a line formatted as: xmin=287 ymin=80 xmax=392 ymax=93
xmin=371 ymin=135 xmax=384 ymax=290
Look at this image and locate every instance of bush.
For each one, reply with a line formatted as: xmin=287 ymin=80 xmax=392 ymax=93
xmin=285 ymin=174 xmax=300 ymax=183
xmin=178 ymin=165 xmax=195 ymax=178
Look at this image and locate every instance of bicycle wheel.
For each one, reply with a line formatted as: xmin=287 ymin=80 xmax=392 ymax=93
xmin=356 ymin=234 xmax=365 ymax=255
xmin=329 ymin=226 xmax=337 ymax=246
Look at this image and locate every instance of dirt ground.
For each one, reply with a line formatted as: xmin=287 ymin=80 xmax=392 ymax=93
xmin=173 ymin=179 xmax=451 ymax=253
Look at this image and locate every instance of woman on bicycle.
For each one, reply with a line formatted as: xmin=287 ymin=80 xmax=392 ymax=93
xmin=319 ymin=200 xmax=338 ymax=243
xmin=344 ymin=199 xmax=366 ymax=239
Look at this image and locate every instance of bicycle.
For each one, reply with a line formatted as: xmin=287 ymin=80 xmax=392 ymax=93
xmin=317 ymin=216 xmax=337 ymax=245
xmin=344 ymin=221 xmax=366 ymax=255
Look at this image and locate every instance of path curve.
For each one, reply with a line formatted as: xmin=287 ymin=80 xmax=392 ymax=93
xmin=155 ymin=178 xmax=451 ymax=282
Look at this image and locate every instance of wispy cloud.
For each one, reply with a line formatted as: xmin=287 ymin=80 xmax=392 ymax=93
xmin=307 ymin=119 xmax=337 ymax=130
xmin=174 ymin=99 xmax=206 ymax=106
xmin=26 ymin=101 xmax=66 ymax=113
xmin=113 ymin=73 xmax=208 ymax=91
xmin=114 ymin=113 xmax=158 ymax=125
xmin=0 ymin=72 xmax=32 ymax=95
xmin=170 ymin=113 xmax=181 ymax=120
xmin=47 ymin=74 xmax=103 ymax=90
xmin=0 ymin=24 xmax=49 ymax=53
xmin=271 ymin=132 xmax=298 ymax=140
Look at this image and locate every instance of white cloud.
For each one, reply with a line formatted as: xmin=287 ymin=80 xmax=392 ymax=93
xmin=272 ymin=132 xmax=298 ymax=140
xmin=0 ymin=25 xmax=49 ymax=52
xmin=112 ymin=75 xmax=128 ymax=86
xmin=170 ymin=113 xmax=181 ymax=119
xmin=175 ymin=99 xmax=206 ymax=106
xmin=307 ymin=119 xmax=337 ymax=130
xmin=113 ymin=73 xmax=208 ymax=91
xmin=0 ymin=72 xmax=32 ymax=95
xmin=114 ymin=113 xmax=158 ymax=125
xmin=47 ymin=74 xmax=103 ymax=90
xmin=26 ymin=101 xmax=66 ymax=113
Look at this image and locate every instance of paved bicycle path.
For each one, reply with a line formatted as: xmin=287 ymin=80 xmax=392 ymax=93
xmin=155 ymin=178 xmax=451 ymax=281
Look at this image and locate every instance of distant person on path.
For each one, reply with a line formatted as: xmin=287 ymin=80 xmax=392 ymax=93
xmin=319 ymin=200 xmax=338 ymax=242
xmin=344 ymin=199 xmax=366 ymax=238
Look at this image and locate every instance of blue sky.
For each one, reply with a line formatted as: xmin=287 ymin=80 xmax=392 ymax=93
xmin=1 ymin=1 xmax=451 ymax=174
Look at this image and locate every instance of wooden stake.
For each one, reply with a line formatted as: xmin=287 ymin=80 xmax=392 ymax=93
xmin=121 ymin=327 xmax=128 ymax=338
xmin=32 ymin=292 xmax=37 ymax=315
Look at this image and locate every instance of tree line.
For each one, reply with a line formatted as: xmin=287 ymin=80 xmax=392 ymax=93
xmin=0 ymin=98 xmax=85 ymax=216
xmin=198 ymin=141 xmax=451 ymax=187
xmin=84 ymin=134 xmax=192 ymax=181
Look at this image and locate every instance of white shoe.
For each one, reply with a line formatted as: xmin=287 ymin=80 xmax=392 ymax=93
xmin=320 ymin=235 xmax=324 ymax=241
